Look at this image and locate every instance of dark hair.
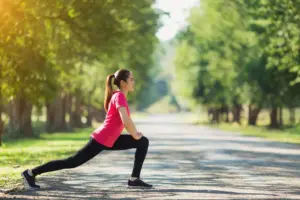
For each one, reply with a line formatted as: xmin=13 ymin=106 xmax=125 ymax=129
xmin=104 ymin=69 xmax=131 ymax=112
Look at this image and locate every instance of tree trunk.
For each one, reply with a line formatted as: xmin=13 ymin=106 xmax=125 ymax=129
xmin=232 ymin=104 xmax=242 ymax=124
xmin=269 ymin=107 xmax=279 ymax=128
xmin=46 ymin=95 xmax=57 ymax=133
xmin=225 ymin=109 xmax=229 ymax=123
xmin=75 ymin=93 xmax=83 ymax=128
xmin=70 ymin=91 xmax=83 ymax=128
xmin=46 ymin=91 xmax=68 ymax=132
xmin=0 ymin=64 xmax=2 ymax=145
xmin=61 ymin=91 xmax=67 ymax=129
xmin=207 ymin=108 xmax=213 ymax=122
xmin=289 ymin=108 xmax=296 ymax=124
xmin=8 ymin=95 xmax=33 ymax=137
xmin=211 ymin=108 xmax=220 ymax=123
xmin=53 ymin=91 xmax=67 ymax=131
xmin=248 ymin=104 xmax=261 ymax=126
xmin=86 ymin=93 xmax=92 ymax=127
xmin=8 ymin=101 xmax=14 ymax=133
xmin=67 ymin=93 xmax=73 ymax=129
xmin=0 ymin=96 xmax=3 ymax=146
xmin=279 ymin=107 xmax=283 ymax=127
xmin=46 ymin=102 xmax=55 ymax=133
xmin=221 ymin=105 xmax=229 ymax=123
xmin=0 ymin=112 xmax=3 ymax=146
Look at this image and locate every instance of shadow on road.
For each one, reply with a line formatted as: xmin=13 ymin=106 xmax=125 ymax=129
xmin=3 ymin=115 xmax=300 ymax=199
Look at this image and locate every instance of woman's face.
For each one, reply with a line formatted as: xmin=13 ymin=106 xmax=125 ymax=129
xmin=121 ymin=72 xmax=135 ymax=92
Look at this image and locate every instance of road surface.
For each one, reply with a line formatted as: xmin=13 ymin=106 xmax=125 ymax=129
xmin=1 ymin=113 xmax=300 ymax=199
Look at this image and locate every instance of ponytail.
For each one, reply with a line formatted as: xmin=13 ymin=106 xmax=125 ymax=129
xmin=104 ymin=74 xmax=115 ymax=112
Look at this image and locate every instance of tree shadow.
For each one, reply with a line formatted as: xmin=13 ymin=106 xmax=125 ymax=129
xmin=4 ymin=125 xmax=300 ymax=199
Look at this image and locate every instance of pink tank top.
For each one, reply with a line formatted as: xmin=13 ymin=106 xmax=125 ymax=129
xmin=91 ymin=91 xmax=130 ymax=147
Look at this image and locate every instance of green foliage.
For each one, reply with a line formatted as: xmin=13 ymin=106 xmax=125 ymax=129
xmin=253 ymin=0 xmax=300 ymax=82
xmin=172 ymin=0 xmax=300 ymax=125
xmin=173 ymin=40 xmax=199 ymax=107
xmin=0 ymin=0 xmax=161 ymax=109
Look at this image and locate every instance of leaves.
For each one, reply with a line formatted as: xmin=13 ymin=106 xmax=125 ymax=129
xmin=0 ymin=0 xmax=161 ymax=108
xmin=173 ymin=0 xmax=300 ymax=112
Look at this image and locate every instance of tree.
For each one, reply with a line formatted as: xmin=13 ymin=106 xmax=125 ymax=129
xmin=172 ymin=0 xmax=300 ymax=128
xmin=0 ymin=0 xmax=161 ymax=137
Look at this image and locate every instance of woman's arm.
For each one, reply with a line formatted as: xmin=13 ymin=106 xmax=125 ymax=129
xmin=118 ymin=107 xmax=143 ymax=140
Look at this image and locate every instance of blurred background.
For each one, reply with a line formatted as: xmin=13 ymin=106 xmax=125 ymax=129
xmin=1 ymin=0 xmax=300 ymax=189
xmin=1 ymin=0 xmax=300 ymax=143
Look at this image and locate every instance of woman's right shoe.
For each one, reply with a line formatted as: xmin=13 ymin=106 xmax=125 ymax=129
xmin=21 ymin=170 xmax=40 ymax=189
xmin=127 ymin=178 xmax=153 ymax=189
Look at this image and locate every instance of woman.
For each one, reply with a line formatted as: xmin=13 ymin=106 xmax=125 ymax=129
xmin=22 ymin=69 xmax=152 ymax=189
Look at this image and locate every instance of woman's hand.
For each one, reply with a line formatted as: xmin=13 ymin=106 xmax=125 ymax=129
xmin=135 ymin=132 xmax=143 ymax=140
xmin=132 ymin=131 xmax=143 ymax=140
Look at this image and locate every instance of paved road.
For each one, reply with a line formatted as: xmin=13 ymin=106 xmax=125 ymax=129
xmin=2 ymin=113 xmax=300 ymax=199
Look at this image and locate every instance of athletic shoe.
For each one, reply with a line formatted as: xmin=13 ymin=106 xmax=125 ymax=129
xmin=21 ymin=170 xmax=40 ymax=189
xmin=128 ymin=178 xmax=152 ymax=188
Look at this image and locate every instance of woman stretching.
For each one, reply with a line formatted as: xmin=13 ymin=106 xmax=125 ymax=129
xmin=22 ymin=69 xmax=152 ymax=189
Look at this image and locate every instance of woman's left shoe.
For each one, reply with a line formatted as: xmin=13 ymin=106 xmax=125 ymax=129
xmin=21 ymin=170 xmax=40 ymax=189
xmin=127 ymin=178 xmax=153 ymax=188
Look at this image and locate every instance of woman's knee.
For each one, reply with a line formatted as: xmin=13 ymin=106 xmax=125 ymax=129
xmin=139 ymin=136 xmax=149 ymax=147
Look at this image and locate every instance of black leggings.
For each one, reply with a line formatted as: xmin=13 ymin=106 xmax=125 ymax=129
xmin=32 ymin=135 xmax=149 ymax=178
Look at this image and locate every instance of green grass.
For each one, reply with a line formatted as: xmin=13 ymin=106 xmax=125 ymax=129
xmin=0 ymin=128 xmax=93 ymax=190
xmin=194 ymin=107 xmax=300 ymax=144
xmin=208 ymin=123 xmax=300 ymax=144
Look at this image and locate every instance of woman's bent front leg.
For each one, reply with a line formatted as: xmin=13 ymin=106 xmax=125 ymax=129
xmin=110 ymin=135 xmax=149 ymax=178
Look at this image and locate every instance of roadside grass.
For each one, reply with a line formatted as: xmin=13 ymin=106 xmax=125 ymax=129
xmin=0 ymin=128 xmax=92 ymax=190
